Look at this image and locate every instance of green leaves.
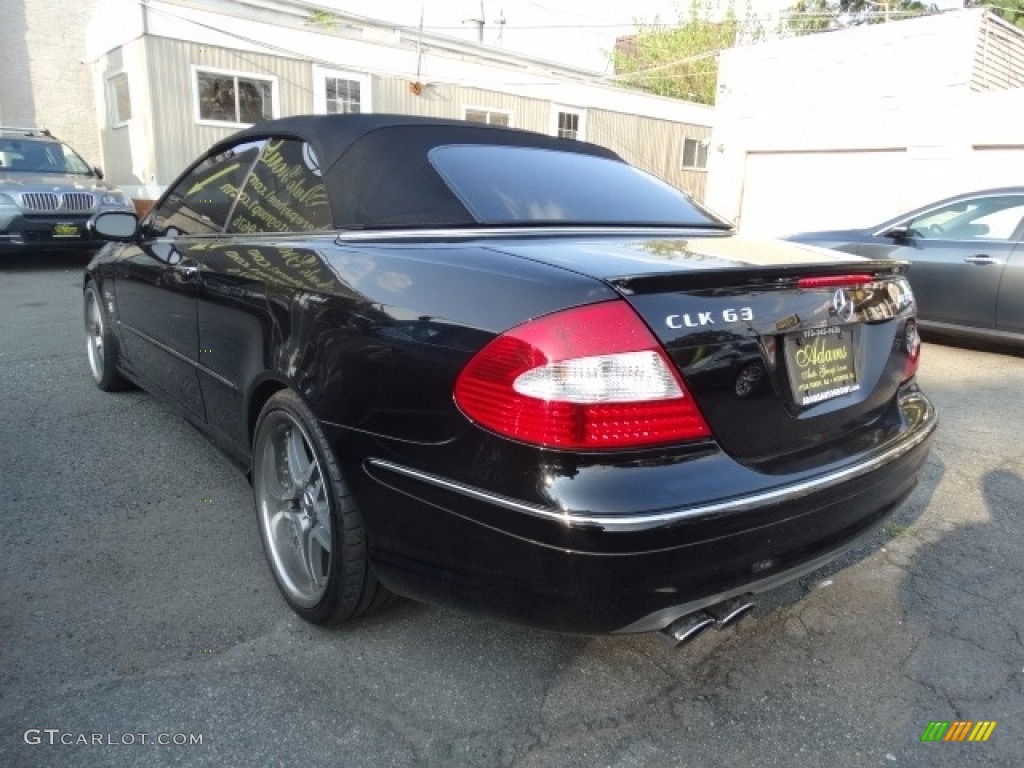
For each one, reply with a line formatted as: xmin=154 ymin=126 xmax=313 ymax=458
xmin=613 ymin=1 xmax=764 ymax=105
xmin=779 ymin=0 xmax=932 ymax=37
xmin=972 ymin=0 xmax=1024 ymax=30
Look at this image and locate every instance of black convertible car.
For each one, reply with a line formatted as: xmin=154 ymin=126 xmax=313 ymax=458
xmin=84 ymin=115 xmax=936 ymax=643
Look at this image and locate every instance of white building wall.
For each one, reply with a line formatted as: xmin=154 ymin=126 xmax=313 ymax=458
xmin=0 ymin=0 xmax=103 ymax=165
xmin=706 ymin=10 xmax=1024 ymax=235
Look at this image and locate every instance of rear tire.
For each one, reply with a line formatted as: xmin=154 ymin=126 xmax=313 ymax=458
xmin=252 ymin=390 xmax=391 ymax=624
xmin=84 ymin=281 xmax=129 ymax=391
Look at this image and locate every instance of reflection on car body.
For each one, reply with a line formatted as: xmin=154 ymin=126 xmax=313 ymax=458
xmin=676 ymin=335 xmax=770 ymax=400
xmin=84 ymin=115 xmax=936 ymax=643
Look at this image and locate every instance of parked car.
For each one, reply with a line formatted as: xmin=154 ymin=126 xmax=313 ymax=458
xmin=788 ymin=188 xmax=1024 ymax=346
xmin=0 ymin=127 xmax=135 ymax=256
xmin=84 ymin=115 xmax=935 ymax=643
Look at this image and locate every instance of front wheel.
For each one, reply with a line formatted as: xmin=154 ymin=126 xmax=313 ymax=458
xmin=252 ymin=390 xmax=391 ymax=624
xmin=84 ymin=281 xmax=129 ymax=391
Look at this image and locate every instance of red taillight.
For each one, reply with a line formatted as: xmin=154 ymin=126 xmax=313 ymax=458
xmin=902 ymin=319 xmax=921 ymax=381
xmin=454 ymin=301 xmax=711 ymax=450
xmin=797 ymin=274 xmax=873 ymax=289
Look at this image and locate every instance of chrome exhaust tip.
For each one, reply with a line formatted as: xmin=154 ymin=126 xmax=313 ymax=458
xmin=706 ymin=595 xmax=755 ymax=628
xmin=659 ymin=612 xmax=715 ymax=647
xmin=658 ymin=596 xmax=756 ymax=647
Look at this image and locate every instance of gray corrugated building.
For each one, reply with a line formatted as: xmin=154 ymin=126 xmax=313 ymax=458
xmin=4 ymin=0 xmax=715 ymax=207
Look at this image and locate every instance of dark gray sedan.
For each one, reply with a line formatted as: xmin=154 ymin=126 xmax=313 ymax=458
xmin=788 ymin=188 xmax=1024 ymax=346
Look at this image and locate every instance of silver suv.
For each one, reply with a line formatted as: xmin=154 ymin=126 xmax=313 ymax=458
xmin=0 ymin=127 xmax=135 ymax=255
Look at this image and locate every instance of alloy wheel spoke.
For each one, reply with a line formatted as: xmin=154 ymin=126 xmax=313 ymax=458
xmin=312 ymin=493 xmax=329 ymax=520
xmin=268 ymin=507 xmax=298 ymax=534
xmin=285 ymin=426 xmax=315 ymax=487
xmin=86 ymin=296 xmax=105 ymax=374
xmin=300 ymin=524 xmax=327 ymax=587
xmin=311 ymin=518 xmax=331 ymax=556
xmin=262 ymin=439 xmax=297 ymax=502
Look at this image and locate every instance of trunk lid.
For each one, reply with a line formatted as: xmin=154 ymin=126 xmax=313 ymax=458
xmin=486 ymin=232 xmax=918 ymax=470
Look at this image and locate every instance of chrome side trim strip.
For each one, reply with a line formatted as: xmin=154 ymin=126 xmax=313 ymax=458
xmin=335 ymin=226 xmax=728 ymax=243
xmin=118 ymin=322 xmax=238 ymax=392
xmin=918 ymin=319 xmax=1024 ymax=343
xmin=366 ymin=417 xmax=936 ymax=529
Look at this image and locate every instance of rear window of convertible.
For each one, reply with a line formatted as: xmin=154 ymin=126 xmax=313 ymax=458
xmin=428 ymin=145 xmax=724 ymax=228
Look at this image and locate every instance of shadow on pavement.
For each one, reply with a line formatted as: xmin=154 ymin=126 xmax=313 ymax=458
xmin=886 ymin=466 xmax=1024 ymax=765
xmin=0 ymin=250 xmax=95 ymax=272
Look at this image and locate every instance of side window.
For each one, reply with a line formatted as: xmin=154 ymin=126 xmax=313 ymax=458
xmin=970 ymin=201 xmax=1024 ymax=240
xmin=908 ymin=195 xmax=1024 ymax=241
xmin=227 ymin=139 xmax=331 ymax=234
xmin=150 ymin=140 xmax=265 ymax=237
xmin=680 ymin=137 xmax=708 ymax=170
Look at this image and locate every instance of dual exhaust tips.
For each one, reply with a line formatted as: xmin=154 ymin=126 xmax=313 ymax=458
xmin=659 ymin=595 xmax=756 ymax=647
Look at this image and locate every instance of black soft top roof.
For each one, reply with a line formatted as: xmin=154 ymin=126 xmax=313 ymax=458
xmin=211 ymin=114 xmax=622 ymax=229
xmin=216 ymin=114 xmax=618 ymax=171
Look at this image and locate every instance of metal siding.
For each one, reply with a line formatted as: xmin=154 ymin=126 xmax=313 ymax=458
xmin=973 ymin=13 xmax=1024 ymax=91
xmin=145 ymin=36 xmax=313 ymax=183
xmin=135 ymin=38 xmax=713 ymax=201
xmin=369 ymin=81 xmax=709 ymax=199
xmin=589 ymin=110 xmax=709 ymax=201
xmin=370 ymin=80 xmax=549 ymax=130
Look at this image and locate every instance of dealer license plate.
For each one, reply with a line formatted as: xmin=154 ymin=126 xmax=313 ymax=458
xmin=53 ymin=222 xmax=81 ymax=238
xmin=784 ymin=326 xmax=860 ymax=406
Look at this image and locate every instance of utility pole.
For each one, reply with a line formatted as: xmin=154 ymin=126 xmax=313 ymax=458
xmin=463 ymin=0 xmax=485 ymax=42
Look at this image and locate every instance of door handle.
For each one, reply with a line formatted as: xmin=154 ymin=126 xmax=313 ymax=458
xmin=964 ymin=255 xmax=1003 ymax=265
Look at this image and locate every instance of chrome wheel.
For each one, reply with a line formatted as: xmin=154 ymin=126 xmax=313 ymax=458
xmin=254 ymin=411 xmax=333 ymax=608
xmin=84 ymin=288 xmax=105 ymax=383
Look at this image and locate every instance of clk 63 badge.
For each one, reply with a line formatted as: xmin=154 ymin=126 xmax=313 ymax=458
xmin=666 ymin=307 xmax=754 ymax=328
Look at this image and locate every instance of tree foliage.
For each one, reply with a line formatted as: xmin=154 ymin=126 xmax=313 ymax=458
xmin=780 ymin=0 xmax=932 ymax=37
xmin=613 ymin=1 xmax=764 ymax=105
xmin=968 ymin=0 xmax=1024 ymax=30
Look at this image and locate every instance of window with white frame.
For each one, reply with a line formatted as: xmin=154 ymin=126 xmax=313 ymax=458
xmin=551 ymin=106 xmax=585 ymax=141
xmin=107 ymin=72 xmax=132 ymax=126
xmin=464 ymin=108 xmax=511 ymax=127
xmin=194 ymin=68 xmax=276 ymax=126
xmin=552 ymin=105 xmax=585 ymax=140
xmin=313 ymin=68 xmax=371 ymax=114
xmin=681 ymin=137 xmax=709 ymax=170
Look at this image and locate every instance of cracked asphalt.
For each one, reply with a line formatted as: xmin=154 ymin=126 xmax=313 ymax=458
xmin=1 ymin=254 xmax=1021 ymax=768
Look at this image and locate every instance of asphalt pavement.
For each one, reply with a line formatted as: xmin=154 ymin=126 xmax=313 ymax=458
xmin=1 ymin=254 xmax=1021 ymax=767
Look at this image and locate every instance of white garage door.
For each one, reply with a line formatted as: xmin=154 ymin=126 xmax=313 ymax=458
xmin=738 ymin=146 xmax=1024 ymax=238
xmin=737 ymin=149 xmax=908 ymax=237
xmin=964 ymin=146 xmax=1024 ymax=190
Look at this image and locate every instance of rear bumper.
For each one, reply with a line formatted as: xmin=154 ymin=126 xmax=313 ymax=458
xmin=341 ymin=389 xmax=936 ymax=634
